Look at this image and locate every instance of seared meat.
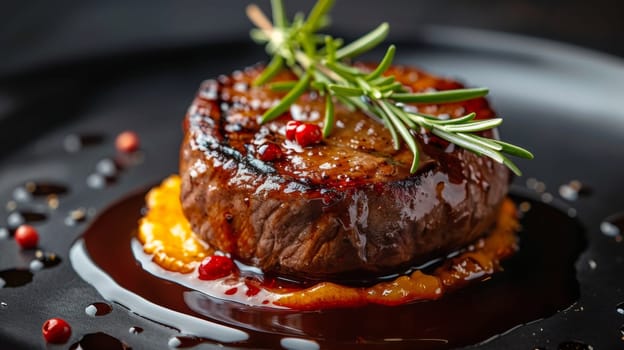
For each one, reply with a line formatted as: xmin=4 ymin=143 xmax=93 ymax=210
xmin=179 ymin=64 xmax=509 ymax=281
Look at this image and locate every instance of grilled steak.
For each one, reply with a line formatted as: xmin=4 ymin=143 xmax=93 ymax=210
xmin=179 ymin=64 xmax=509 ymax=281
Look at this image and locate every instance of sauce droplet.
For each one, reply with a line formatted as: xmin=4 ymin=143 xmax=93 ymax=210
xmin=96 ymin=158 xmax=118 ymax=178
xmin=64 ymin=134 xmax=82 ymax=153
xmin=85 ymin=302 xmax=113 ymax=317
xmin=8 ymin=211 xmax=47 ymax=228
xmin=69 ymin=332 xmax=131 ymax=350
xmin=29 ymin=259 xmax=44 ymax=272
xmin=616 ymin=302 xmax=624 ymax=315
xmin=0 ymin=302 xmax=7 ymax=308
xmin=6 ymin=212 xmax=24 ymax=228
xmin=12 ymin=187 xmax=31 ymax=202
xmin=518 ymin=201 xmax=531 ymax=214
xmin=86 ymin=173 xmax=107 ymax=190
xmin=526 ymin=178 xmax=546 ymax=193
xmin=64 ymin=133 xmax=105 ymax=153
xmin=47 ymin=195 xmax=59 ymax=209
xmin=600 ymin=213 xmax=624 ymax=239
xmin=168 ymin=336 xmax=205 ymax=349
xmin=559 ymin=184 xmax=578 ymax=201
xmin=35 ymin=250 xmax=62 ymax=268
xmin=558 ymin=340 xmax=594 ymax=350
xmin=558 ymin=180 xmax=589 ymax=201
xmin=0 ymin=269 xmax=33 ymax=288
xmin=541 ymin=192 xmax=553 ymax=203
xmin=5 ymin=200 xmax=17 ymax=211
xmin=115 ymin=150 xmax=145 ymax=167
xmin=65 ymin=208 xmax=88 ymax=226
xmin=6 ymin=211 xmax=47 ymax=231
xmin=24 ymin=182 xmax=69 ymax=197
xmin=129 ymin=326 xmax=143 ymax=334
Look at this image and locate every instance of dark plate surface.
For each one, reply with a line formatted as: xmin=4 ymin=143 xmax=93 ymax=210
xmin=1 ymin=27 xmax=624 ymax=349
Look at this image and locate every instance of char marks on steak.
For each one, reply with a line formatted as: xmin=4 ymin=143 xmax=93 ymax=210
xmin=179 ymin=64 xmax=509 ymax=281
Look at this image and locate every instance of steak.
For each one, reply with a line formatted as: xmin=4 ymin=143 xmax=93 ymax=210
xmin=179 ymin=64 xmax=509 ymax=281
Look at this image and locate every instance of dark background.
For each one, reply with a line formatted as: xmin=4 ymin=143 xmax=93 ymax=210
xmin=1 ymin=0 xmax=623 ymax=162
xmin=1 ymin=0 xmax=623 ymax=78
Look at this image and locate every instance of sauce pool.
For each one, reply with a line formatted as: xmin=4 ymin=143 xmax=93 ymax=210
xmin=70 ymin=188 xmax=585 ymax=349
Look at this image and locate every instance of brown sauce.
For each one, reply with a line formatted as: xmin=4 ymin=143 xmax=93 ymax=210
xmin=70 ymin=188 xmax=585 ymax=349
xmin=128 ymin=326 xmax=143 ymax=335
xmin=23 ymin=181 xmax=69 ymax=196
xmin=85 ymin=302 xmax=113 ymax=317
xmin=69 ymin=332 xmax=131 ymax=350
xmin=0 ymin=268 xmax=33 ymax=288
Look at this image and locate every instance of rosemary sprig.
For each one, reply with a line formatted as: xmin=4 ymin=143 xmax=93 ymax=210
xmin=247 ymin=0 xmax=533 ymax=175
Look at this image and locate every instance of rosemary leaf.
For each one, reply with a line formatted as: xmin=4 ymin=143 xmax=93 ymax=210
xmin=304 ymin=0 xmax=335 ymax=32
xmin=378 ymin=81 xmax=404 ymax=93
xmin=380 ymin=101 xmax=419 ymax=172
xmin=355 ymin=76 xmax=373 ymax=92
xmin=428 ymin=112 xmax=476 ymax=125
xmin=365 ymin=45 xmax=396 ymax=80
xmin=501 ymin=155 xmax=522 ymax=176
xmin=325 ymin=36 xmax=337 ymax=63
xmin=323 ymin=95 xmax=335 ymax=137
xmin=292 ymin=12 xmax=305 ymax=27
xmin=443 ymin=118 xmax=503 ymax=133
xmin=269 ymin=81 xmax=297 ymax=91
xmin=379 ymin=110 xmax=400 ymax=150
xmin=389 ymin=103 xmax=417 ymax=129
xmin=392 ymin=87 xmax=489 ymax=103
xmin=455 ymin=133 xmax=503 ymax=151
xmin=250 ymin=28 xmax=269 ymax=43
xmin=271 ymin=0 xmax=288 ymax=28
xmin=300 ymin=31 xmax=317 ymax=57
xmin=253 ymin=55 xmax=284 ymax=86
xmin=310 ymin=81 xmax=327 ymax=91
xmin=328 ymin=84 xmax=364 ymax=96
xmin=262 ymin=69 xmax=313 ymax=122
xmin=432 ymin=129 xmax=504 ymax=164
xmin=404 ymin=113 xmax=435 ymax=129
xmin=492 ymin=139 xmax=534 ymax=159
xmin=348 ymin=95 xmax=372 ymax=113
xmin=325 ymin=61 xmax=365 ymax=78
xmin=335 ymin=22 xmax=390 ymax=59
xmin=369 ymin=75 xmax=395 ymax=86
xmin=335 ymin=95 xmax=356 ymax=111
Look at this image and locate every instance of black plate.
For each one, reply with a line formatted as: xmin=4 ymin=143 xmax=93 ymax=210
xmin=1 ymin=27 xmax=624 ymax=349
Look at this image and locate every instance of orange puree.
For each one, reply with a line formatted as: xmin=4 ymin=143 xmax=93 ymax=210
xmin=138 ymin=175 xmax=519 ymax=309
xmin=138 ymin=175 xmax=212 ymax=273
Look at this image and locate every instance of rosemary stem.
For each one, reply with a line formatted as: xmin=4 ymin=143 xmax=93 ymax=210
xmin=246 ymin=5 xmax=274 ymax=33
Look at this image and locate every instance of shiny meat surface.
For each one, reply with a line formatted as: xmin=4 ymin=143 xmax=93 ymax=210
xmin=179 ymin=64 xmax=509 ymax=280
